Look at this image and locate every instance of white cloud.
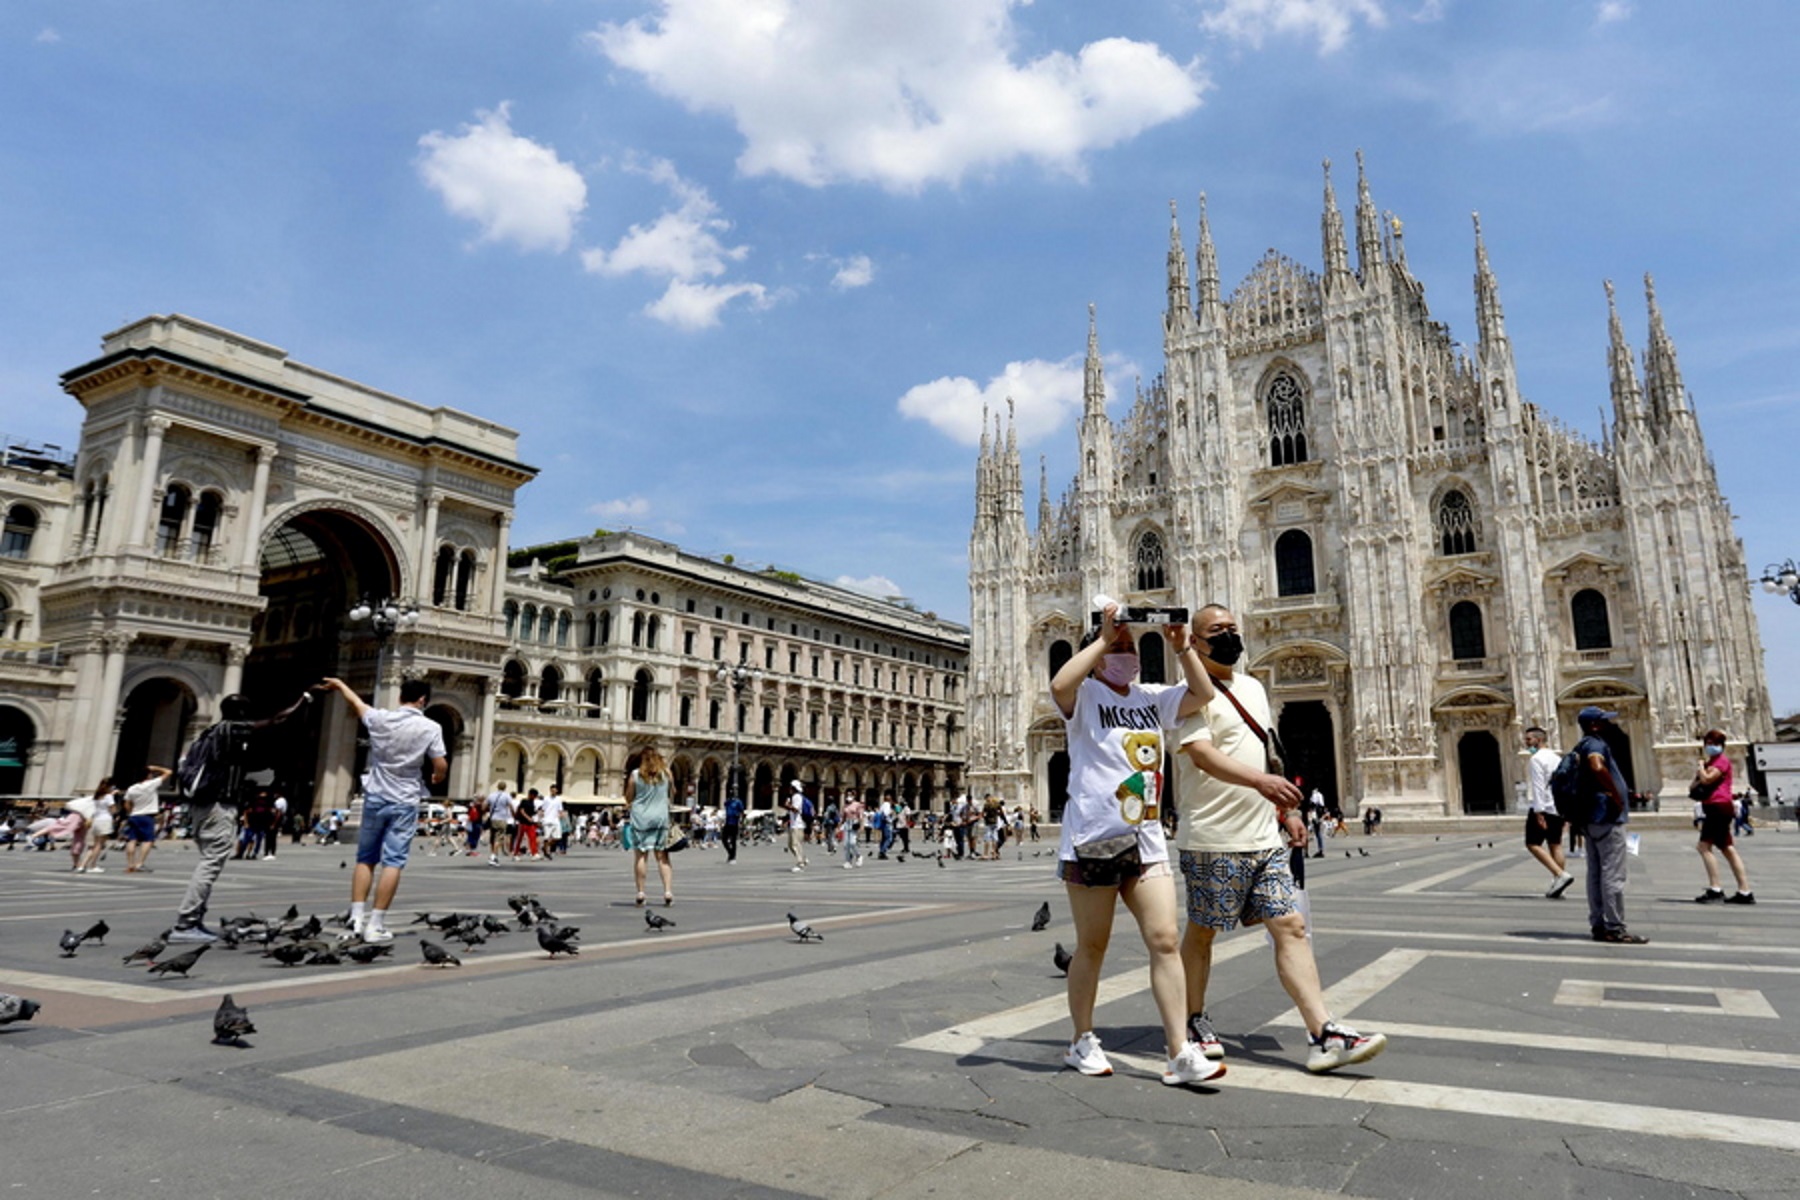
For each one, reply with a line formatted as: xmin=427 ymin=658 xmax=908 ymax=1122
xmin=589 ymin=0 xmax=1206 ymax=191
xmin=1199 ymin=0 xmax=1388 ymax=55
xmin=645 ymin=280 xmax=773 ymax=330
xmin=1596 ymin=1 xmax=1631 ymax=24
xmin=417 ymin=103 xmax=587 ymax=253
xmin=831 ymin=254 xmax=875 ymax=290
xmin=836 ymin=573 xmax=905 ymax=599
xmin=34 ymin=28 xmax=60 ymax=44
xmin=588 ymin=496 xmax=652 ymax=520
xmin=898 ymin=354 xmax=1137 ymax=447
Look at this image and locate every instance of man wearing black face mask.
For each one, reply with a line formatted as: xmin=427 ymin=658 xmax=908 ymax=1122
xmin=1173 ymin=605 xmax=1389 ymax=1074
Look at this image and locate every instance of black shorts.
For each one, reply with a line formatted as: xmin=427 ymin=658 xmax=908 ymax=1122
xmin=1524 ymin=812 xmax=1565 ymax=847
xmin=1699 ymin=806 xmax=1734 ymax=848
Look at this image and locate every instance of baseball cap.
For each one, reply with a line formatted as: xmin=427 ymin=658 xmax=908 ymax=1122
xmin=1576 ymin=705 xmax=1618 ymax=723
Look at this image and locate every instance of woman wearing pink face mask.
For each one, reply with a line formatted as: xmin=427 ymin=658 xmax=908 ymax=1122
xmin=1049 ymin=601 xmax=1220 ymax=1087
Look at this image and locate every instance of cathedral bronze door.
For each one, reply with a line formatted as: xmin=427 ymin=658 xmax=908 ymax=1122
xmin=1276 ymin=700 xmax=1338 ymax=813
xmin=1457 ymin=730 xmax=1505 ymax=814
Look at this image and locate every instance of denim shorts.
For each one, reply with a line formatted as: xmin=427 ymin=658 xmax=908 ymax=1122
xmin=355 ymin=795 xmax=419 ymax=869
xmin=1178 ymin=846 xmax=1299 ymax=930
xmin=125 ymin=814 xmax=159 ymax=843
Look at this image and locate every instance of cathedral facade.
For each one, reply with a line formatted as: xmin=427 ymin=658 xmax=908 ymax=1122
xmin=968 ymin=157 xmax=1774 ymax=821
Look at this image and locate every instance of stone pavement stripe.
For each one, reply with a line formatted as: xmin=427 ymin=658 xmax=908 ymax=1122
xmin=1335 ymin=1019 xmax=1800 ymax=1070
xmin=1384 ymin=858 xmax=1505 ymax=894
xmin=897 ymin=930 xmax=1268 ymax=1055
xmin=1553 ymin=978 xmax=1779 ymax=1018
xmin=0 ymin=966 xmax=175 ymax=1002
xmin=1313 ymin=926 xmax=1800 ymax=958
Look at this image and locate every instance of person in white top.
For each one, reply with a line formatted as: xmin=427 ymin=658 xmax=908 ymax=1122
xmin=539 ymin=785 xmax=565 ymax=861
xmin=1175 ymin=605 xmax=1387 ymax=1075
xmin=1051 ymin=601 xmax=1218 ymax=1088
xmin=485 ymin=783 xmax=515 ymax=865
xmin=1523 ymin=726 xmax=1574 ymax=898
xmin=785 ymin=781 xmax=810 ymax=871
xmin=78 ymin=779 xmax=124 ymax=873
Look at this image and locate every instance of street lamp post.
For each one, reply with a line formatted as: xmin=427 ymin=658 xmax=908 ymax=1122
xmin=347 ymin=596 xmax=421 ymax=705
xmin=715 ymin=662 xmax=762 ymax=807
xmin=1759 ymin=560 xmax=1800 ymax=606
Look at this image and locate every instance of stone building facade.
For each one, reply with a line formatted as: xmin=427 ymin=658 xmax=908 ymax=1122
xmin=968 ymin=157 xmax=1774 ymax=820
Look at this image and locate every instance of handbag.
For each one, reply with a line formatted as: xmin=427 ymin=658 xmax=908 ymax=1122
xmin=1687 ymin=778 xmax=1715 ymax=803
xmin=666 ymin=829 xmax=690 ymax=853
xmin=1073 ymin=833 xmax=1141 ymax=888
xmin=1216 ymin=680 xmax=1287 ymax=777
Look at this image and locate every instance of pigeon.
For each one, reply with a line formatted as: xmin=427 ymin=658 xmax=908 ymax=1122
xmin=1052 ymin=943 xmax=1072 ymax=974
xmin=122 ymin=932 xmax=170 ymax=966
xmin=79 ymin=920 xmax=110 ymax=945
xmin=305 ymin=950 xmax=344 ymax=967
xmin=481 ymin=915 xmax=512 ymax=935
xmin=265 ymin=943 xmax=309 ymax=967
xmin=343 ymin=943 xmax=394 ymax=965
xmin=644 ymin=910 xmax=675 ymax=932
xmin=1345 ymin=850 xmax=1352 ymax=858
xmin=537 ymin=926 xmax=579 ymax=957
xmin=147 ymin=945 xmax=209 ymax=978
xmin=282 ymin=904 xmax=299 ymax=922
xmin=58 ymin=930 xmax=82 ymax=958
xmin=0 ymin=993 xmax=42 ymax=1025
xmin=212 ymin=994 xmax=256 ymax=1047
xmin=420 ymin=939 xmax=460 ymax=967
xmin=1031 ymin=902 xmax=1051 ymax=932
xmin=1358 ymin=848 xmax=1369 ymax=857
xmin=450 ymin=929 xmax=487 ymax=949
xmin=786 ymin=912 xmax=822 ymax=943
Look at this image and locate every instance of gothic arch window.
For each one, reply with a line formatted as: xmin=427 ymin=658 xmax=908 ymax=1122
xmin=599 ymin=610 xmax=612 ymax=645
xmin=584 ymin=612 xmax=598 ymax=647
xmin=1449 ymin=601 xmax=1487 ymax=661
xmin=503 ymin=600 xmax=519 ymax=640
xmin=2 ymin=504 xmax=39 ymax=558
xmin=521 ymin=604 xmax=538 ymax=642
xmin=1047 ymin=639 xmax=1073 ymax=682
xmin=631 ymin=611 xmax=645 ymax=647
xmin=1571 ymin=588 xmax=1613 ymax=650
xmin=454 ymin=550 xmax=475 ymax=610
xmin=433 ymin=545 xmax=455 ymax=606
xmin=1133 ymin=529 xmax=1167 ymax=591
xmin=556 ymin=611 xmax=571 ymax=647
xmin=1275 ymin=529 xmax=1316 ymax=597
xmin=501 ymin=659 xmax=527 ymax=700
xmin=1137 ymin=632 xmax=1167 ymax=685
xmin=1437 ymin=489 xmax=1478 ymax=556
xmin=540 ymin=664 xmax=563 ymax=704
xmin=631 ymin=669 xmax=653 ymax=722
xmin=646 ymin=615 xmax=660 ymax=650
xmin=541 ymin=611 xmax=556 ymax=645
xmin=191 ymin=491 xmax=223 ymax=559
xmin=156 ymin=486 xmax=190 ymax=555
xmin=1265 ymin=371 xmax=1309 ymax=466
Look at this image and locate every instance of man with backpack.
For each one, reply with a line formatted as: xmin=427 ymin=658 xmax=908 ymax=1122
xmin=1523 ymin=726 xmax=1574 ymax=898
xmin=168 ymin=690 xmax=313 ymax=944
xmin=1556 ymin=706 xmax=1646 ymax=945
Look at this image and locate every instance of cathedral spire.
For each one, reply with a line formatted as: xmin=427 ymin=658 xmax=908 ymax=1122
xmin=1642 ymin=272 xmax=1689 ymax=427
xmin=1083 ymin=303 xmax=1106 ymax=417
xmin=1472 ymin=212 xmax=1507 ymax=349
xmin=1605 ymin=280 xmax=1644 ymax=431
xmin=1353 ymin=149 xmax=1384 ymax=276
xmin=1195 ymin=192 xmax=1221 ymax=317
xmin=1037 ymin=455 xmax=1052 ymax=532
xmin=1166 ymin=199 xmax=1191 ymax=323
xmin=1321 ymin=159 xmax=1351 ymax=284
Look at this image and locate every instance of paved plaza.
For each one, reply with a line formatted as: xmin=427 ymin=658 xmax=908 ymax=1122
xmin=3 ymin=824 xmax=1797 ymax=1199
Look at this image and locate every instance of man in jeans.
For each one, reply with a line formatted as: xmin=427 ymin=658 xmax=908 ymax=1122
xmin=1573 ymin=705 xmax=1646 ymax=945
xmin=168 ymin=691 xmax=313 ymax=944
xmin=318 ymin=676 xmax=447 ymax=944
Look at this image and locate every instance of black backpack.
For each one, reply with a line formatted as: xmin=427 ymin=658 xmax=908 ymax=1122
xmin=177 ymin=720 xmax=254 ymax=806
xmin=1548 ymin=748 xmax=1587 ymax=823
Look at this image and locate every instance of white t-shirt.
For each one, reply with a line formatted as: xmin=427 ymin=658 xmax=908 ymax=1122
xmin=539 ymin=792 xmax=564 ymax=828
xmin=124 ymin=777 xmax=163 ymax=817
xmin=359 ymin=707 xmax=446 ymax=805
xmin=1175 ymin=672 xmax=1283 ymax=854
xmin=786 ymin=792 xmax=806 ymax=830
xmin=1059 ymin=677 xmax=1187 ymax=864
xmin=1527 ymin=746 xmax=1561 ymax=814
xmin=487 ymin=790 xmax=514 ymax=823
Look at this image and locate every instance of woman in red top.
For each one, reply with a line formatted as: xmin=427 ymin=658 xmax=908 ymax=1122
xmin=1692 ymin=729 xmax=1754 ymax=904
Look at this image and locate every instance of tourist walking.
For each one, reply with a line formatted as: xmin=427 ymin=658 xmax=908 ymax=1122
xmin=785 ymin=781 xmax=810 ymax=871
xmin=840 ymin=793 xmax=865 ymax=868
xmin=1523 ymin=726 xmax=1574 ymax=898
xmin=628 ymin=746 xmax=675 ymax=905
xmin=1572 ymin=706 xmax=1645 ymax=944
xmin=722 ymin=792 xmax=744 ymax=862
xmin=486 ymin=782 xmax=515 ymax=865
xmin=1693 ymin=729 xmax=1754 ymax=905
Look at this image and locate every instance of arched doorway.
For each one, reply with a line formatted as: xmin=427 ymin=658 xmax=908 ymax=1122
xmin=1276 ymin=700 xmax=1339 ymax=813
xmin=423 ymin=704 xmax=463 ymax=798
xmin=753 ymin=762 xmax=774 ymax=809
xmin=246 ymin=509 xmax=400 ymax=811
xmin=1046 ymin=749 xmax=1071 ymax=820
xmin=1457 ymin=731 xmax=1505 ymax=814
xmin=1137 ymin=633 xmax=1168 ymax=685
xmin=0 ymin=706 xmax=34 ymax=796
xmin=698 ymin=758 xmax=721 ymax=806
xmin=112 ymin=678 xmax=197 ymax=787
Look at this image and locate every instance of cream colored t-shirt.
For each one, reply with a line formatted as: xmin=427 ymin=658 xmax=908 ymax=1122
xmin=1175 ymin=672 xmax=1283 ymax=853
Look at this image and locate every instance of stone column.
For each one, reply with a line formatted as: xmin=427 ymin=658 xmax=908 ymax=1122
xmin=221 ymin=642 xmax=249 ymax=698
xmin=473 ymin=676 xmax=499 ymax=793
xmin=88 ymin=631 xmax=135 ymax=785
xmin=238 ymin=445 xmax=275 ymax=572
xmin=57 ymin=638 xmax=105 ymax=793
xmin=488 ymin=512 xmax=512 ymax=615
xmin=317 ymin=684 xmax=359 ymax=825
xmin=416 ymin=494 xmax=442 ymax=601
xmin=130 ymin=416 xmax=171 ymax=551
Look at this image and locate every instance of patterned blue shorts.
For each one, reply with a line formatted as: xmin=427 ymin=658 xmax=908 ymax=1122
xmin=1178 ymin=847 xmax=1298 ymax=930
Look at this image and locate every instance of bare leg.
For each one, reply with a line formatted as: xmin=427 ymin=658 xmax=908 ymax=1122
xmin=1527 ymin=843 xmax=1563 ymax=879
xmin=656 ymin=851 xmax=673 ymax=898
xmin=351 ymin=862 xmax=375 ymax=905
xmin=372 ymin=866 xmax=403 ymax=911
xmin=633 ymin=850 xmax=649 ymax=897
xmin=1697 ymin=842 xmax=1721 ymax=890
xmin=1119 ymin=872 xmax=1190 ymax=1057
xmin=1063 ymin=882 xmax=1117 ymax=1038
xmin=1721 ymin=845 xmax=1751 ymax=892
xmin=1181 ymin=922 xmax=1217 ymax=1018
xmin=1266 ymin=912 xmax=1332 ymax=1037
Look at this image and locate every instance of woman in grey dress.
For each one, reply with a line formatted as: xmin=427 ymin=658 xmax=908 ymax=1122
xmin=629 ymin=746 xmax=675 ymax=906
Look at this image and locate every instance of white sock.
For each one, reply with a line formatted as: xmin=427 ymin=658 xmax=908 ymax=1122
xmin=350 ymin=902 xmax=366 ymax=925
xmin=370 ymin=908 xmax=387 ymax=931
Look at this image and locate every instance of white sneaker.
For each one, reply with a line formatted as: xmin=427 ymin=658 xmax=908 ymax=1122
xmin=1547 ymin=872 xmax=1575 ymax=899
xmin=791 ymin=865 xmax=804 ymax=873
xmin=843 ymin=862 xmax=855 ymax=869
xmin=1063 ymin=1031 xmax=1113 ymax=1076
xmin=1306 ymin=1022 xmax=1387 ymax=1073
xmin=1162 ymin=1041 xmax=1227 ymax=1086
xmin=86 ymin=866 xmax=104 ymax=874
xmin=360 ymin=926 xmax=395 ymax=945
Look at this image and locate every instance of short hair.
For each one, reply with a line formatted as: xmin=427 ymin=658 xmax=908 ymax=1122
xmin=399 ymin=678 xmax=432 ymax=705
xmin=1192 ymin=603 xmax=1235 ymax=627
xmin=1524 ymin=725 xmax=1547 ymax=736
xmin=220 ymin=694 xmax=255 ymax=721
xmin=1702 ymin=728 xmax=1728 ymax=745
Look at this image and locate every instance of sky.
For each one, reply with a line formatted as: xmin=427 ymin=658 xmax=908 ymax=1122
xmin=2 ymin=0 xmax=1797 ymax=713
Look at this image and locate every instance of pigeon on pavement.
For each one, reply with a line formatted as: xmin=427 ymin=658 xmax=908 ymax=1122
xmin=537 ymin=926 xmax=579 ymax=957
xmin=1031 ymin=902 xmax=1051 ymax=932
xmin=265 ymin=944 xmax=309 ymax=967
xmin=79 ymin=920 xmax=110 ymax=945
xmin=212 ymin=994 xmax=256 ymax=1047
xmin=420 ymin=939 xmax=461 ymax=967
xmin=481 ymin=915 xmax=512 ymax=935
xmin=343 ymin=943 xmax=394 ymax=964
xmin=305 ymin=950 xmax=344 ymax=967
xmin=58 ymin=930 xmax=82 ymax=957
xmin=1053 ymin=943 xmax=1072 ymax=975
xmin=644 ymin=910 xmax=675 ymax=932
xmin=281 ymin=904 xmax=299 ymax=921
xmin=147 ymin=945 xmax=209 ymax=977
xmin=787 ymin=912 xmax=822 ymax=943
xmin=0 ymin=993 xmax=42 ymax=1025
xmin=122 ymin=932 xmax=170 ymax=966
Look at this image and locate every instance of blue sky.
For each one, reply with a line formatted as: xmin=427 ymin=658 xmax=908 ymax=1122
xmin=3 ymin=0 xmax=1797 ymax=713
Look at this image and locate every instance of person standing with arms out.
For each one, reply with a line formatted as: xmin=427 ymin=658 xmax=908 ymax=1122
xmin=1572 ymin=706 xmax=1646 ymax=944
xmin=628 ymin=746 xmax=676 ymax=905
xmin=1175 ymin=605 xmax=1388 ymax=1075
xmin=122 ymin=765 xmax=170 ymax=874
xmin=785 ymin=780 xmax=810 ymax=871
xmin=1053 ymin=601 xmax=1221 ymax=1087
xmin=317 ymin=677 xmax=447 ymax=944
xmin=1693 ymin=728 xmax=1754 ymax=905
xmin=1523 ymin=726 xmax=1574 ymax=899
